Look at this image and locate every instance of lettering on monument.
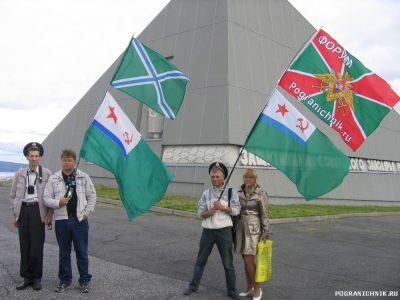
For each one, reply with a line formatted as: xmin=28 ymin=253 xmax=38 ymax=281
xmin=239 ymin=148 xmax=400 ymax=174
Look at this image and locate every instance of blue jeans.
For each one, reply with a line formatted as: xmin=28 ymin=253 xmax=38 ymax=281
xmin=55 ymin=217 xmax=92 ymax=285
xmin=189 ymin=227 xmax=237 ymax=295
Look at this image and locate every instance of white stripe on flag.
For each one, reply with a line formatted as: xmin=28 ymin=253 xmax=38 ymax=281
xmin=263 ymin=90 xmax=316 ymax=143
xmin=93 ymin=92 xmax=141 ymax=157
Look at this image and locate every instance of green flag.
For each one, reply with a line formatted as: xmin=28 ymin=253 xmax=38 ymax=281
xmin=278 ymin=29 xmax=400 ymax=151
xmin=244 ymin=89 xmax=350 ymax=200
xmin=80 ymin=92 xmax=174 ymax=220
xmin=110 ymin=37 xmax=189 ymax=120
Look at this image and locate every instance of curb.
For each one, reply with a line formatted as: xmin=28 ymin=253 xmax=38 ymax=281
xmin=97 ymin=198 xmax=400 ymax=224
xmin=97 ymin=197 xmax=198 ymax=218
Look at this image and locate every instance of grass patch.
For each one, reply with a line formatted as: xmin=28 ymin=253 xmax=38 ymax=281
xmin=269 ymin=204 xmax=400 ymax=219
xmin=96 ymin=185 xmax=121 ymax=200
xmin=0 ymin=181 xmax=12 ymax=188
xmin=158 ymin=194 xmax=199 ymax=213
xmin=96 ymin=185 xmax=400 ymax=218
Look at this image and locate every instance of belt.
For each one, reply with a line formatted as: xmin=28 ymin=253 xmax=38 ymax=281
xmin=22 ymin=201 xmax=38 ymax=206
xmin=67 ymin=213 xmax=76 ymax=217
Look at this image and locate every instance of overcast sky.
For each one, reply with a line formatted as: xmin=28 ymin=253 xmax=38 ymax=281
xmin=1 ymin=0 xmax=399 ymax=164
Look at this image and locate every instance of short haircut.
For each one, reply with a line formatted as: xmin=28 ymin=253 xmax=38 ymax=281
xmin=210 ymin=167 xmax=225 ymax=179
xmin=61 ymin=149 xmax=76 ymax=160
xmin=27 ymin=147 xmax=40 ymax=156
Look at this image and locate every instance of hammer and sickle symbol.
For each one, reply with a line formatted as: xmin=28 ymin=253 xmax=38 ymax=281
xmin=123 ymin=132 xmax=134 ymax=145
xmin=296 ymin=118 xmax=309 ymax=133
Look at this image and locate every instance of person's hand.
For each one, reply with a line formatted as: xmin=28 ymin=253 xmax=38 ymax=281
xmin=260 ymin=236 xmax=268 ymax=242
xmin=82 ymin=214 xmax=87 ymax=220
xmin=44 ymin=215 xmax=52 ymax=225
xmin=208 ymin=207 xmax=217 ymax=217
xmin=59 ymin=197 xmax=69 ymax=206
xmin=13 ymin=217 xmax=18 ymax=228
xmin=213 ymin=200 xmax=225 ymax=211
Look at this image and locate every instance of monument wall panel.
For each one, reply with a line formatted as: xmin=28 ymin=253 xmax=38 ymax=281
xmin=162 ymin=0 xmax=181 ymax=37
xmin=177 ymin=0 xmax=199 ymax=33
xmin=206 ymin=21 xmax=228 ymax=87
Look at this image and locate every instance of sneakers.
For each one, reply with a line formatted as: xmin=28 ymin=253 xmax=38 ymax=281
xmin=55 ymin=282 xmax=90 ymax=293
xmin=55 ymin=283 xmax=71 ymax=293
xmin=80 ymin=284 xmax=90 ymax=293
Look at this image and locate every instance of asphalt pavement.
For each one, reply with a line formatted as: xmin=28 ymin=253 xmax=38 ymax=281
xmin=1 ymin=187 xmax=399 ymax=300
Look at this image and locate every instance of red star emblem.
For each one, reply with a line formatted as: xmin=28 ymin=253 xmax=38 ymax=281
xmin=276 ymin=103 xmax=289 ymax=117
xmin=107 ymin=106 xmax=117 ymax=124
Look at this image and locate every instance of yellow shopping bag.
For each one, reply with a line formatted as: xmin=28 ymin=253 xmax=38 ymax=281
xmin=255 ymin=240 xmax=273 ymax=283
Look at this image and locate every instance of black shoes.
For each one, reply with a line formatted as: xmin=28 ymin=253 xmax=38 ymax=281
xmin=228 ymin=293 xmax=240 ymax=300
xmin=16 ymin=280 xmax=41 ymax=291
xmin=184 ymin=286 xmax=239 ymax=299
xmin=33 ymin=282 xmax=42 ymax=290
xmin=16 ymin=280 xmax=32 ymax=290
xmin=183 ymin=286 xmax=197 ymax=295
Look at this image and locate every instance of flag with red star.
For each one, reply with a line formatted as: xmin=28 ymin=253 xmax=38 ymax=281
xmin=244 ymin=89 xmax=349 ymax=200
xmin=80 ymin=92 xmax=174 ymax=220
xmin=278 ymin=29 xmax=400 ymax=151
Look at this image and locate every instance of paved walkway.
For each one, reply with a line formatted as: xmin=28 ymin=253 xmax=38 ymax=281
xmin=1 ymin=188 xmax=399 ymax=299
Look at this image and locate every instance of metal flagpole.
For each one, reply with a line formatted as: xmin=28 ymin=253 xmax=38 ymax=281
xmin=78 ymin=33 xmax=135 ymax=162
xmin=109 ymin=32 xmax=136 ymax=87
xmin=217 ymin=88 xmax=278 ymax=200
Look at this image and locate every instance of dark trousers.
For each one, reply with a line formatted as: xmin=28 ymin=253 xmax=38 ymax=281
xmin=189 ymin=227 xmax=237 ymax=296
xmin=18 ymin=204 xmax=45 ymax=283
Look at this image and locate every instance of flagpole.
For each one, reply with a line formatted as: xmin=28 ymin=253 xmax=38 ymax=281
xmin=109 ymin=34 xmax=135 ymax=85
xmin=98 ymin=34 xmax=135 ymax=113
xmin=276 ymin=27 xmax=323 ymax=84
xmin=217 ymin=149 xmax=244 ymax=200
xmin=79 ymin=34 xmax=140 ymax=160
xmin=78 ymin=34 xmax=136 ymax=167
xmin=90 ymin=36 xmax=133 ymax=112
xmin=107 ymin=33 xmax=144 ymax=129
xmin=218 ymin=89 xmax=277 ymax=200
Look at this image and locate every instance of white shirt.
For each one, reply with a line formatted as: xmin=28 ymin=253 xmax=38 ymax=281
xmin=24 ymin=167 xmax=39 ymax=203
xmin=198 ymin=185 xmax=240 ymax=229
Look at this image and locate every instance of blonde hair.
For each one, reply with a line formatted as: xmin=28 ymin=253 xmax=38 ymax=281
xmin=243 ymin=168 xmax=258 ymax=184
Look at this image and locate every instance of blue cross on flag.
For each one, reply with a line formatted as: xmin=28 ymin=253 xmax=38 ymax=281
xmin=110 ymin=37 xmax=189 ymax=120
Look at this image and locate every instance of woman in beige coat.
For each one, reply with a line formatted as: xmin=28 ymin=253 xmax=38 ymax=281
xmin=234 ymin=168 xmax=270 ymax=300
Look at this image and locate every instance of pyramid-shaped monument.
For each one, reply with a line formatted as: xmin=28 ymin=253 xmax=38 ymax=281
xmin=42 ymin=0 xmax=400 ymax=204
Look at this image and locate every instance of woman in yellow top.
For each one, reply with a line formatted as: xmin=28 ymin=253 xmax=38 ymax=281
xmin=234 ymin=168 xmax=270 ymax=300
